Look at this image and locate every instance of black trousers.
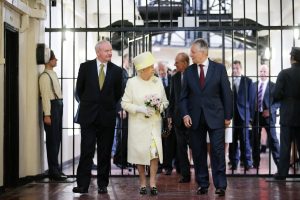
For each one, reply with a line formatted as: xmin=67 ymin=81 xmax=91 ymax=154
xmin=76 ymin=121 xmax=115 ymax=189
xmin=162 ymin=127 xmax=177 ymax=170
xmin=174 ymin=126 xmax=190 ymax=178
xmin=44 ymin=99 xmax=63 ymax=176
xmin=251 ymin=112 xmax=280 ymax=167
xmin=229 ymin=110 xmax=252 ymax=167
xmin=278 ymin=126 xmax=300 ymax=177
xmin=189 ymin=111 xmax=226 ymax=189
xmin=113 ymin=116 xmax=128 ymax=167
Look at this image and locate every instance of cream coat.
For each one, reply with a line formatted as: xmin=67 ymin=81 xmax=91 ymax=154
xmin=121 ymin=76 xmax=169 ymax=165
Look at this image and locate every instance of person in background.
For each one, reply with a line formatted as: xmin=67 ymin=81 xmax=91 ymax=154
xmin=206 ymin=58 xmax=233 ymax=168
xmin=180 ymin=38 xmax=232 ymax=196
xmin=121 ymin=52 xmax=169 ymax=195
xmin=250 ymin=64 xmax=280 ymax=169
xmin=113 ymin=53 xmax=132 ymax=169
xmin=73 ymin=40 xmax=123 ymax=194
xmin=229 ymin=60 xmax=253 ymax=170
xmin=273 ymin=47 xmax=300 ymax=180
xmin=168 ymin=52 xmax=191 ymax=183
xmin=156 ymin=61 xmax=177 ymax=175
xmin=39 ymin=49 xmax=67 ymax=181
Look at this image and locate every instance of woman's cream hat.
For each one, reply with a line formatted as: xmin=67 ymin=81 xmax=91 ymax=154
xmin=133 ymin=51 xmax=155 ymax=71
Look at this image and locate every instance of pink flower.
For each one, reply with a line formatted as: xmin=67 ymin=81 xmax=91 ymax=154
xmin=144 ymin=94 xmax=161 ymax=111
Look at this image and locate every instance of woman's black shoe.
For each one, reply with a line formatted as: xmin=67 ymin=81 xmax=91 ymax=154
xmin=139 ymin=187 xmax=147 ymax=195
xmin=150 ymin=187 xmax=158 ymax=195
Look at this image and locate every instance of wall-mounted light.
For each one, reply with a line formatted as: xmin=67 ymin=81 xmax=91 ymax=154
xmin=263 ymin=47 xmax=271 ymax=60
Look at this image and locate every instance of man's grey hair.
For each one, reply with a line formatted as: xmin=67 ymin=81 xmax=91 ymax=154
xmin=95 ymin=40 xmax=110 ymax=51
xmin=191 ymin=38 xmax=209 ymax=54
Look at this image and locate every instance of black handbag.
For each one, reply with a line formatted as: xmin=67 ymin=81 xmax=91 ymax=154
xmin=161 ymin=112 xmax=171 ymax=138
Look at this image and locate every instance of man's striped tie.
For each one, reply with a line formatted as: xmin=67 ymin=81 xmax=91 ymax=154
xmin=257 ymin=82 xmax=264 ymax=112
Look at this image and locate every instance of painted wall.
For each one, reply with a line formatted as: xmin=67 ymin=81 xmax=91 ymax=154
xmin=0 ymin=0 xmax=46 ymax=186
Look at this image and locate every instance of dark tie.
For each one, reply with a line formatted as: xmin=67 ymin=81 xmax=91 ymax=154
xmin=162 ymin=77 xmax=167 ymax=87
xmin=257 ymin=82 xmax=264 ymax=112
xmin=99 ymin=63 xmax=105 ymax=90
xmin=199 ymin=64 xmax=205 ymax=89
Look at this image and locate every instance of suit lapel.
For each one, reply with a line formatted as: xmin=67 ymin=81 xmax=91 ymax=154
xmin=204 ymin=60 xmax=215 ymax=89
xmin=175 ymin=72 xmax=182 ymax=96
xmin=91 ymin=59 xmax=100 ymax=90
xmin=102 ymin=62 xmax=112 ymax=90
xmin=263 ymin=82 xmax=270 ymax=104
xmin=238 ymin=76 xmax=245 ymax=94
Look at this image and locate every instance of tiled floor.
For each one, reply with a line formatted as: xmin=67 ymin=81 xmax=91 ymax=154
xmin=1 ymin=170 xmax=300 ymax=200
xmin=1 ymin=149 xmax=300 ymax=199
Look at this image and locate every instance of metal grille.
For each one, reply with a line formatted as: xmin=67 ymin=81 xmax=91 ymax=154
xmin=45 ymin=0 xmax=300 ymax=177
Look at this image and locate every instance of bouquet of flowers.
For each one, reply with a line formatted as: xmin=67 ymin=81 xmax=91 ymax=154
xmin=144 ymin=94 xmax=161 ymax=117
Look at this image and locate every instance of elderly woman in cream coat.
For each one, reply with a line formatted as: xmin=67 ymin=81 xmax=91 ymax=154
xmin=121 ymin=52 xmax=169 ymax=195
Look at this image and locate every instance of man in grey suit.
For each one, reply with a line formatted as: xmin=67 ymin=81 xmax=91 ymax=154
xmin=273 ymin=47 xmax=300 ymax=180
xmin=180 ymin=38 xmax=232 ymax=196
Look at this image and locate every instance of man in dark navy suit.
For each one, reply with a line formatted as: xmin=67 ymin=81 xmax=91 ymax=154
xmin=168 ymin=52 xmax=191 ymax=183
xmin=180 ymin=38 xmax=232 ymax=196
xmin=250 ymin=64 xmax=280 ymax=169
xmin=229 ymin=60 xmax=253 ymax=170
xmin=273 ymin=47 xmax=300 ymax=180
xmin=73 ymin=40 xmax=123 ymax=194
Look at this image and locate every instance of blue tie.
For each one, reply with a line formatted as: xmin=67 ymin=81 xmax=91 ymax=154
xmin=162 ymin=77 xmax=167 ymax=87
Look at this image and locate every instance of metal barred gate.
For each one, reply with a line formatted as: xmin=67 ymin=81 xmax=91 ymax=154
xmin=44 ymin=0 xmax=300 ymax=177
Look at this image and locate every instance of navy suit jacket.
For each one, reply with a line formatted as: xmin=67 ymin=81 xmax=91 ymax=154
xmin=168 ymin=71 xmax=185 ymax=129
xmin=234 ymin=76 xmax=252 ymax=122
xmin=180 ymin=60 xmax=233 ymax=130
xmin=75 ymin=59 xmax=123 ymax=127
xmin=160 ymin=74 xmax=171 ymax=100
xmin=250 ymin=81 xmax=279 ymax=124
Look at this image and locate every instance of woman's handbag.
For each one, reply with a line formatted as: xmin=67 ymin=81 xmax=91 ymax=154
xmin=161 ymin=112 xmax=171 ymax=138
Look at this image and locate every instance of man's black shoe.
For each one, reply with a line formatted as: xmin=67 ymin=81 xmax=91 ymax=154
xmin=49 ymin=174 xmax=67 ymax=181
xmin=245 ymin=165 xmax=254 ymax=171
xmin=230 ymin=165 xmax=237 ymax=170
xmin=197 ymin=187 xmax=208 ymax=195
xmin=179 ymin=177 xmax=190 ymax=183
xmin=72 ymin=187 xmax=88 ymax=193
xmin=215 ymin=188 xmax=225 ymax=196
xmin=165 ymin=169 xmax=172 ymax=175
xmin=274 ymin=173 xmax=286 ymax=180
xmin=98 ymin=187 xmax=108 ymax=194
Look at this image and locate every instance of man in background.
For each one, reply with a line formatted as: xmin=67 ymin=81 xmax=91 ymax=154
xmin=39 ymin=49 xmax=67 ymax=181
xmin=273 ymin=47 xmax=300 ymax=180
xmin=168 ymin=52 xmax=191 ymax=183
xmin=250 ymin=64 xmax=280 ymax=169
xmin=157 ymin=61 xmax=177 ymax=175
xmin=229 ymin=60 xmax=253 ymax=170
